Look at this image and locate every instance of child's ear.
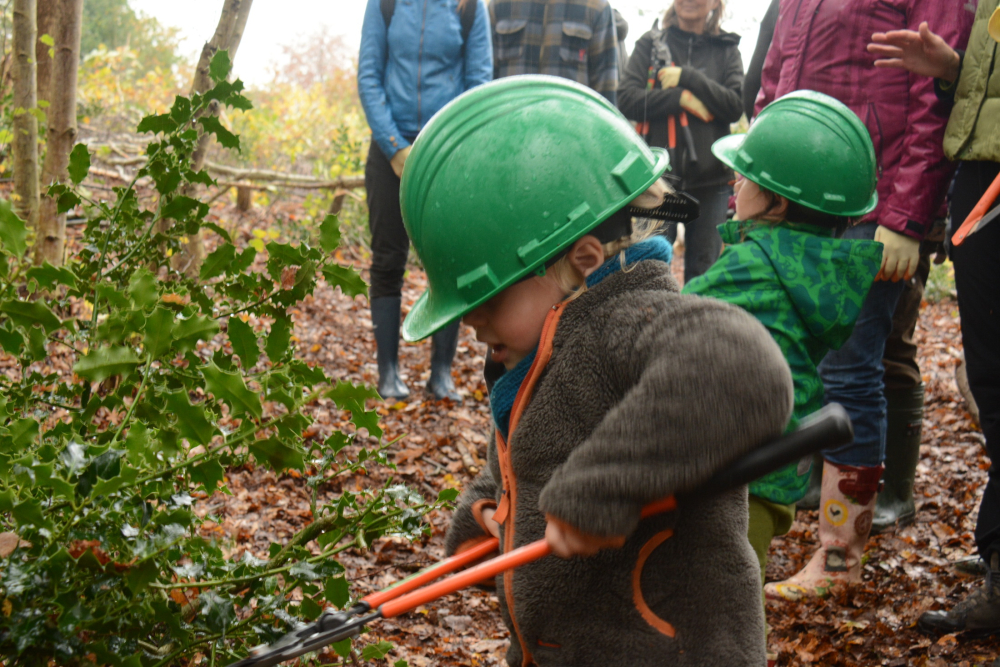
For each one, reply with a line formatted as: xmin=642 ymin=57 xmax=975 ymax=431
xmin=567 ymin=235 xmax=606 ymax=278
xmin=772 ymin=196 xmax=790 ymax=220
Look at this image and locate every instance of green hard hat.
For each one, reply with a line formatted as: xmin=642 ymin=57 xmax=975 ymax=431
xmin=399 ymin=75 xmax=670 ymax=342
xmin=712 ymin=90 xmax=878 ymax=217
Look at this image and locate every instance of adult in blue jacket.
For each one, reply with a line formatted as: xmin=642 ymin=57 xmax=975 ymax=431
xmin=358 ymin=0 xmax=492 ymax=401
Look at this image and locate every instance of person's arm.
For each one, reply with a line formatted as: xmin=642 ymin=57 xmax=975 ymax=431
xmin=753 ymin=1 xmax=787 ymax=117
xmin=444 ymin=431 xmax=501 ymax=555
xmin=616 ymin=32 xmax=684 ymax=121
xmin=463 ymin=0 xmax=494 ymax=90
xmin=357 ymin=0 xmax=409 ymax=159
xmin=876 ymin=5 xmax=973 ymax=242
xmin=744 ymin=0 xmax=780 ymax=119
xmin=589 ymin=4 xmax=620 ymax=105
xmin=537 ymin=296 xmax=794 ymax=540
xmin=677 ymin=45 xmax=745 ymax=123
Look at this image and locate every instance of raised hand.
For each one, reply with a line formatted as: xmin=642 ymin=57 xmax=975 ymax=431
xmin=867 ymin=21 xmax=961 ymax=82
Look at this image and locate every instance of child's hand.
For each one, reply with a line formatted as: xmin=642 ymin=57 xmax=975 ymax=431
xmin=545 ymin=515 xmax=625 ymax=558
xmin=874 ymin=225 xmax=920 ymax=282
xmin=480 ymin=507 xmax=502 ymax=539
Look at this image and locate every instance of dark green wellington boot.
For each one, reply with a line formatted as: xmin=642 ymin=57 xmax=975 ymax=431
xmin=871 ymin=384 xmax=924 ymax=534
xmin=371 ymin=297 xmax=410 ymax=400
xmin=796 ymin=454 xmax=823 ymax=510
xmin=427 ymin=321 xmax=461 ymax=401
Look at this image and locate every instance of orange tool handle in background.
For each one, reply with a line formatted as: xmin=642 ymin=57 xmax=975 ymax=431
xmin=362 ymin=537 xmax=499 ymax=608
xmin=667 ymin=115 xmax=677 ymax=148
xmin=953 ymin=170 xmax=1000 ymax=246
xmin=379 ymin=495 xmax=678 ymax=619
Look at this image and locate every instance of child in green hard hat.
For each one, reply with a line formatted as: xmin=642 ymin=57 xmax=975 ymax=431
xmin=682 ymin=91 xmax=883 ymax=608
xmin=399 ymin=75 xmax=794 ymax=667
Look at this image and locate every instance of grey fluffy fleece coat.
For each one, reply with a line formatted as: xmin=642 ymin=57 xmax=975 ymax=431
xmin=444 ymin=259 xmax=794 ymax=667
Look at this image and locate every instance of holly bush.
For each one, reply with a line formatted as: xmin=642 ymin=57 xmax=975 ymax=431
xmin=0 ymin=52 xmax=441 ymax=665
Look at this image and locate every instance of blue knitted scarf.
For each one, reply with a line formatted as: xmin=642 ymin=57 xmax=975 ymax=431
xmin=490 ymin=236 xmax=673 ymax=439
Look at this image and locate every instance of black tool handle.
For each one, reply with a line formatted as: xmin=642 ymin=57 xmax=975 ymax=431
xmin=698 ymin=403 xmax=852 ymax=496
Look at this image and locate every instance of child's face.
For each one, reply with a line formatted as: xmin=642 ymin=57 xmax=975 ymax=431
xmin=734 ymin=176 xmax=784 ymax=222
xmin=462 ymin=274 xmax=567 ymax=370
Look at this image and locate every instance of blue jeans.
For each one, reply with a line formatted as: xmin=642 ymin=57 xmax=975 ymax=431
xmin=819 ymin=222 xmax=906 ymax=467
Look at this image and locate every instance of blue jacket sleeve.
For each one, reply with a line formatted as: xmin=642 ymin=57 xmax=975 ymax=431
xmin=357 ymin=0 xmax=408 ymax=159
xmin=463 ymin=0 xmax=493 ymax=91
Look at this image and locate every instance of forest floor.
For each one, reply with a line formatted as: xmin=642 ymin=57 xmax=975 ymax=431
xmin=44 ymin=189 xmax=1000 ymax=666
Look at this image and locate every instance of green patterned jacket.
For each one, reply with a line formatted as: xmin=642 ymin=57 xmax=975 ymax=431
xmin=683 ymin=219 xmax=882 ymax=504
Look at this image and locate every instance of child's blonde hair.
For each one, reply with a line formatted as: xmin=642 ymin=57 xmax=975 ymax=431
xmin=549 ymin=179 xmax=671 ymax=297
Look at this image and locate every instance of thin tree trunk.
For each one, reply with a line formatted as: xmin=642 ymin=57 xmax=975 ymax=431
xmin=36 ymin=0 xmax=56 ymax=106
xmin=12 ymin=0 xmax=40 ymax=241
xmin=34 ymin=0 xmax=82 ymax=267
xmin=168 ymin=0 xmax=253 ymax=277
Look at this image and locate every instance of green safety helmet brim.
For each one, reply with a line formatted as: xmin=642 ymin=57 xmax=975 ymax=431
xmin=399 ymin=75 xmax=671 ymax=342
xmin=712 ymin=90 xmax=878 ymax=218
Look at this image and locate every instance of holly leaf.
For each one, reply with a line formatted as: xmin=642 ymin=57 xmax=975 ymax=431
xmin=128 ymin=269 xmax=159 ymax=309
xmin=190 ymin=459 xmax=225 ymax=494
xmin=200 ymin=243 xmax=236 ymax=281
xmin=249 ymin=437 xmax=304 ymax=473
xmin=170 ymin=95 xmax=192 ymax=124
xmin=361 ymin=641 xmax=395 ymax=661
xmin=163 ymin=390 xmax=217 ymax=446
xmin=322 ymin=265 xmax=368 ymax=299
xmin=198 ymin=116 xmax=240 ymax=151
xmin=202 ymin=362 xmax=262 ymax=419
xmin=136 ymin=113 xmax=177 ymax=135
xmin=172 ymin=314 xmax=219 ymax=354
xmin=161 ymin=196 xmax=202 ymax=221
xmin=74 ymin=347 xmax=140 ymax=383
xmin=200 ymin=591 xmax=235 ymax=633
xmin=209 ymin=50 xmax=231 ymax=83
xmin=319 ymin=214 xmax=342 ymax=253
xmin=125 ymin=559 xmax=159 ymax=594
xmin=12 ymin=499 xmax=53 ymax=531
xmin=227 ymin=316 xmax=259 ymax=368
xmin=1 ymin=300 xmax=62 ymax=332
xmin=265 ymin=315 xmax=292 ymax=362
xmin=27 ymin=263 xmax=78 ymax=291
xmin=437 ymin=488 xmax=459 ymax=502
xmin=0 ymin=199 xmax=28 ymax=257
xmin=143 ymin=307 xmax=175 ymax=358
xmin=324 ymin=576 xmax=350 ymax=608
xmin=68 ymin=144 xmax=91 ymax=184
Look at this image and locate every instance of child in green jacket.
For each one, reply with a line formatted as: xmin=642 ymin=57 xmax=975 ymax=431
xmin=682 ymin=91 xmax=883 ymax=601
xmin=399 ymin=76 xmax=794 ymax=667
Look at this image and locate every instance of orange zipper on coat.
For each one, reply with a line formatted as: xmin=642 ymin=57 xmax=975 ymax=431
xmin=493 ymin=302 xmax=567 ymax=667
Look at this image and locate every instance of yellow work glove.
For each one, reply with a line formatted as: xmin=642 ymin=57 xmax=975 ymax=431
xmin=680 ymin=90 xmax=714 ymax=122
xmin=390 ymin=145 xmax=411 ymax=178
xmin=874 ymin=225 xmax=920 ymax=282
xmin=657 ymin=66 xmax=682 ymax=89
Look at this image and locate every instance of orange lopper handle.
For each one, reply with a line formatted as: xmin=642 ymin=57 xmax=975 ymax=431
xmin=953 ymin=170 xmax=1000 ymax=246
xmin=380 ymin=539 xmax=551 ymax=618
xmin=362 ymin=537 xmax=499 ymax=608
xmin=668 ymin=115 xmax=677 ymax=148
xmin=379 ymin=495 xmax=677 ymax=619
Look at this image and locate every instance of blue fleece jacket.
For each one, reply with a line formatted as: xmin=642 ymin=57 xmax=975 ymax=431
xmin=357 ymin=0 xmax=494 ymax=160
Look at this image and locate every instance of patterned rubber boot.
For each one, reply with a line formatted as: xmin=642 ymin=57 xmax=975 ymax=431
xmin=765 ymin=461 xmax=882 ymax=601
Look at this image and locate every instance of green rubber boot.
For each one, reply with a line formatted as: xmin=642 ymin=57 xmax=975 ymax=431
xmin=796 ymin=453 xmax=823 ymax=510
xmin=871 ymin=384 xmax=924 ymax=534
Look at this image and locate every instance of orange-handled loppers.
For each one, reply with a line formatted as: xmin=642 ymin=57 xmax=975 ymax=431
xmin=229 ymin=404 xmax=853 ymax=667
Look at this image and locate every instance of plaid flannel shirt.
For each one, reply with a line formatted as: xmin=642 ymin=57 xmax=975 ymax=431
xmin=489 ymin=0 xmax=619 ymax=104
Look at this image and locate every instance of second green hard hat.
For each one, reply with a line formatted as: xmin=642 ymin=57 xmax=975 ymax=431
xmin=399 ymin=75 xmax=670 ymax=342
xmin=712 ymin=90 xmax=878 ymax=217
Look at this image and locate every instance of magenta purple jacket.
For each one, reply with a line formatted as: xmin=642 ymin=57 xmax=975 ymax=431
xmin=754 ymin=0 xmax=974 ymax=240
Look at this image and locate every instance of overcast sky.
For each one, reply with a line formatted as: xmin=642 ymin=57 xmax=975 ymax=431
xmin=131 ymin=0 xmax=772 ymax=88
